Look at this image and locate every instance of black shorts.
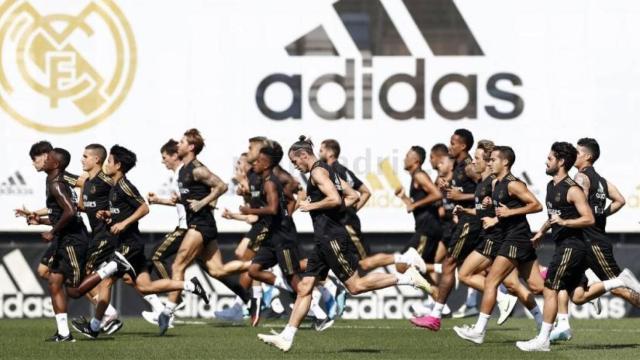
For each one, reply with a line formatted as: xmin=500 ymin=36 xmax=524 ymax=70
xmin=344 ymin=224 xmax=370 ymax=260
xmin=245 ymin=221 xmax=270 ymax=252
xmin=448 ymin=216 xmax=482 ymax=262
xmin=84 ymin=230 xmax=117 ymax=274
xmin=407 ymin=231 xmax=441 ymax=264
xmin=586 ymin=240 xmax=621 ymax=280
xmin=475 ymin=235 xmax=503 ymax=259
xmin=118 ymin=242 xmax=148 ymax=277
xmin=149 ymin=227 xmax=186 ymax=279
xmin=40 ymin=239 xmax=58 ymax=266
xmin=496 ymin=228 xmax=537 ymax=263
xmin=441 ymin=219 xmax=454 ymax=245
xmin=253 ymin=241 xmax=302 ymax=276
xmin=49 ymin=239 xmax=87 ymax=288
xmin=188 ymin=222 xmax=218 ymax=246
xmin=544 ymin=239 xmax=588 ymax=291
xmin=304 ymin=229 xmax=359 ymax=283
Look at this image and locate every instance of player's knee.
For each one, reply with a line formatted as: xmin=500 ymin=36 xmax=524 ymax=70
xmin=527 ymin=280 xmax=544 ymax=295
xmin=207 ymin=266 xmax=225 ymax=279
xmin=248 ymin=264 xmax=261 ymax=279
xmin=458 ymin=271 xmax=472 ymax=286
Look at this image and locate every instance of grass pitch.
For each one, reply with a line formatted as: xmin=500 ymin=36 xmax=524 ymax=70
xmin=1 ymin=317 xmax=638 ymax=359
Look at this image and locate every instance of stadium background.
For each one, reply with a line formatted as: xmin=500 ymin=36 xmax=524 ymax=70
xmin=1 ymin=0 xmax=640 ymax=321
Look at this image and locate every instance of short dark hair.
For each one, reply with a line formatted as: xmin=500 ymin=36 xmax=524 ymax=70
xmin=51 ymin=148 xmax=71 ymax=170
xmin=321 ymin=139 xmax=341 ymax=158
xmin=271 ymin=140 xmax=284 ymax=165
xmin=454 ymin=129 xmax=474 ymax=151
xmin=577 ymin=137 xmax=600 ymax=163
xmin=430 ymin=143 xmax=448 ymax=156
xmin=259 ymin=145 xmax=277 ymax=168
xmin=85 ymin=144 xmax=107 ymax=164
xmin=493 ymin=146 xmax=516 ymax=168
xmin=476 ymin=140 xmax=495 ymax=162
xmin=410 ymin=146 xmax=426 ymax=165
xmin=160 ymin=139 xmax=178 ymax=155
xmin=29 ymin=141 xmax=53 ymax=160
xmin=249 ymin=136 xmax=269 ymax=145
xmin=110 ymin=145 xmax=137 ymax=174
xmin=551 ymin=142 xmax=577 ymax=171
xmin=289 ymin=135 xmax=314 ymax=155
xmin=184 ymin=128 xmax=204 ymax=155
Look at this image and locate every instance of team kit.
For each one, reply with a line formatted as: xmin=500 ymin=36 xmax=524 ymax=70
xmin=16 ymin=128 xmax=640 ymax=352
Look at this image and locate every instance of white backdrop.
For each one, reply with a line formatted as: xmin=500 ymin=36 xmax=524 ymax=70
xmin=1 ymin=0 xmax=640 ymax=233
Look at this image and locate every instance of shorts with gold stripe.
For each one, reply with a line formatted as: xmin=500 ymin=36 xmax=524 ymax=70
xmin=40 ymin=239 xmax=58 ymax=266
xmin=448 ymin=215 xmax=482 ymax=262
xmin=245 ymin=221 xmax=270 ymax=253
xmin=49 ymin=234 xmax=88 ymax=288
xmin=149 ymin=227 xmax=187 ymax=279
xmin=344 ymin=222 xmax=370 ymax=260
xmin=304 ymin=229 xmax=359 ymax=283
xmin=117 ymin=241 xmax=148 ymax=277
xmin=475 ymin=231 xmax=503 ymax=259
xmin=252 ymin=243 xmax=301 ymax=276
xmin=584 ymin=229 xmax=621 ymax=280
xmin=544 ymin=238 xmax=587 ymax=291
xmin=496 ymin=228 xmax=537 ymax=263
xmin=407 ymin=232 xmax=440 ymax=264
xmin=84 ymin=230 xmax=117 ymax=274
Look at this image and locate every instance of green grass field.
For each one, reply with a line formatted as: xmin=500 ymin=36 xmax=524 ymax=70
xmin=1 ymin=318 xmax=638 ymax=359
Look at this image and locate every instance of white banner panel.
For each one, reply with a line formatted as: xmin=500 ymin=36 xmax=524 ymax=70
xmin=1 ymin=0 xmax=639 ymax=232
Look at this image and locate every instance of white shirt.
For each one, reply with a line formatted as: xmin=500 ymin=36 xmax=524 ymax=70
xmin=172 ymin=164 xmax=188 ymax=229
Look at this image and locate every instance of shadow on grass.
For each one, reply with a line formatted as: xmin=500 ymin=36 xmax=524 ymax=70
xmin=337 ymin=349 xmax=383 ymax=354
xmin=560 ymin=343 xmax=639 ymax=351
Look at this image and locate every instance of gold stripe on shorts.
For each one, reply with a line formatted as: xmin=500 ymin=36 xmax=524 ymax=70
xmin=345 ymin=225 xmax=367 ymax=259
xmin=552 ymin=248 xmax=572 ymax=290
xmin=452 ymin=223 xmax=470 ymax=258
xmin=330 ymin=239 xmax=354 ymax=278
xmin=591 ymin=245 xmax=615 ymax=279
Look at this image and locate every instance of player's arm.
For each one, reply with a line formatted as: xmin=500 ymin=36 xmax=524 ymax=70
xmin=43 ymin=182 xmax=77 ymax=241
xmin=496 ymin=181 xmax=542 ymax=218
xmin=605 ymin=180 xmax=625 ymax=216
xmin=147 ymin=192 xmax=178 ymax=206
xmin=15 ymin=206 xmax=49 ymax=218
xmin=111 ymin=182 xmax=149 ymax=234
xmin=446 ymin=164 xmax=475 ymax=202
xmin=222 ymin=208 xmax=258 ymax=224
xmin=299 ymin=168 xmax=341 ymax=212
xmin=344 ymin=169 xmax=370 ymax=211
xmin=340 ymin=178 xmax=360 ymax=208
xmin=192 ymin=166 xmax=228 ymax=212
xmin=241 ymin=180 xmax=278 ymax=216
xmin=573 ymin=172 xmax=591 ymax=197
xmin=550 ymin=186 xmax=595 ymax=228
xmin=412 ymin=172 xmax=443 ymax=210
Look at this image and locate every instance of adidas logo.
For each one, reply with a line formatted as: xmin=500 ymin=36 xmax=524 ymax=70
xmin=363 ymin=158 xmax=406 ymax=209
xmin=0 ymin=171 xmax=33 ymax=195
xmin=0 ymin=249 xmax=52 ymax=318
xmin=256 ymin=0 xmax=523 ymax=121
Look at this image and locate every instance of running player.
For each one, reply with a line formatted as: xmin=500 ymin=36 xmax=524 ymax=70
xmin=516 ymin=142 xmax=640 ymax=352
xmin=412 ymin=129 xmax=482 ymax=331
xmin=551 ymin=137 xmax=639 ymax=341
xmin=257 ymin=136 xmax=432 ymax=352
xmin=158 ymin=129 xmax=250 ymax=334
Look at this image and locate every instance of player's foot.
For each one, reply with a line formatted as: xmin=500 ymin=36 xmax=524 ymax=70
xmin=452 ymin=304 xmax=479 ymax=319
xmin=189 ymin=277 xmax=210 ymax=305
xmin=404 ymin=247 xmax=427 ymax=273
xmin=213 ymin=303 xmax=244 ymax=322
xmin=102 ymin=318 xmax=124 ymax=335
xmin=618 ymin=268 xmax=640 ymax=293
xmin=410 ymin=302 xmax=431 ymax=317
xmin=516 ymin=336 xmax=551 ymax=352
xmin=45 ymin=332 xmax=76 ymax=342
xmin=406 ymin=267 xmax=432 ymax=294
xmin=314 ymin=317 xmax=335 ymax=332
xmin=73 ymin=321 xmax=99 ymax=339
xmin=250 ymin=298 xmax=262 ymax=327
xmin=142 ymin=311 xmax=175 ymax=328
xmin=497 ymin=294 xmax=518 ymax=325
xmin=453 ymin=324 xmax=485 ymax=344
xmin=158 ymin=312 xmax=171 ymax=336
xmin=113 ymin=251 xmax=136 ymax=279
xmin=257 ymin=332 xmax=293 ymax=352
xmin=549 ymin=324 xmax=572 ymax=342
xmin=589 ymin=297 xmax=602 ymax=315
xmin=410 ymin=315 xmax=441 ymax=331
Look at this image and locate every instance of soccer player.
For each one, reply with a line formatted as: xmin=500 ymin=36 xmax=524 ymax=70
xmin=412 ymin=129 xmax=482 ymax=331
xmin=516 ymin=142 xmax=640 ymax=352
xmin=454 ymin=145 xmax=547 ymax=344
xmin=257 ymin=136 xmax=432 ymax=352
xmin=158 ymin=129 xmax=250 ymax=334
xmin=71 ymin=144 xmax=209 ymax=339
xmin=550 ymin=138 xmax=639 ymax=341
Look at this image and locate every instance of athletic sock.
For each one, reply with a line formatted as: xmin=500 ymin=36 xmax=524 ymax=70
xmin=252 ymin=286 xmax=263 ymax=300
xmin=97 ymin=261 xmax=118 ymax=279
xmin=90 ymin=317 xmax=101 ymax=332
xmin=281 ymin=324 xmax=298 ymax=342
xmin=466 ymin=288 xmax=478 ymax=308
xmin=104 ymin=304 xmax=118 ymax=318
xmin=55 ymin=313 xmax=70 ymax=337
xmin=144 ymin=294 xmax=166 ymax=313
xmin=556 ymin=312 xmax=569 ymax=327
xmin=475 ymin=312 xmax=491 ymax=332
xmin=603 ymin=278 xmax=624 ymax=291
xmin=538 ymin=322 xmax=553 ymax=341
xmin=433 ymin=263 xmax=443 ymax=274
xmin=431 ymin=302 xmax=445 ymax=319
xmin=162 ymin=301 xmax=177 ymax=316
xmin=530 ymin=306 xmax=544 ymax=327
xmin=395 ymin=272 xmax=412 ymax=285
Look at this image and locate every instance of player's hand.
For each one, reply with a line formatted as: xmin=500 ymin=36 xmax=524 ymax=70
xmin=406 ymin=203 xmax=415 ymax=213
xmin=394 ymin=187 xmax=405 ymax=198
xmin=222 ymin=208 xmax=233 ymax=219
xmin=147 ymin=192 xmax=159 ymax=204
xmin=110 ymin=222 xmax=127 ymax=235
xmin=481 ymin=216 xmax=498 ymax=229
xmin=436 ymin=178 xmax=449 ymax=189
xmin=239 ymin=205 xmax=250 ymax=215
xmin=96 ymin=210 xmax=111 ymax=220
xmin=549 ymin=214 xmax=566 ymax=226
xmin=530 ymin=231 xmax=544 ymax=248
xmin=170 ymin=193 xmax=179 ymax=204
xmin=298 ymin=200 xmax=313 ymax=212
xmin=14 ymin=206 xmax=32 ymax=218
xmin=187 ymin=199 xmax=206 ymax=212
xmin=482 ymin=196 xmax=492 ymax=207
xmin=495 ymin=203 xmax=512 ymax=218
xmin=41 ymin=231 xmax=54 ymax=242
xmin=27 ymin=214 xmax=41 ymax=225
xmin=446 ymin=187 xmax=461 ymax=201
xmin=452 ymin=205 xmax=464 ymax=216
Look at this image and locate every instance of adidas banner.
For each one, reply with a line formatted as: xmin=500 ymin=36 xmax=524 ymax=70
xmin=1 ymin=0 xmax=640 ymax=232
